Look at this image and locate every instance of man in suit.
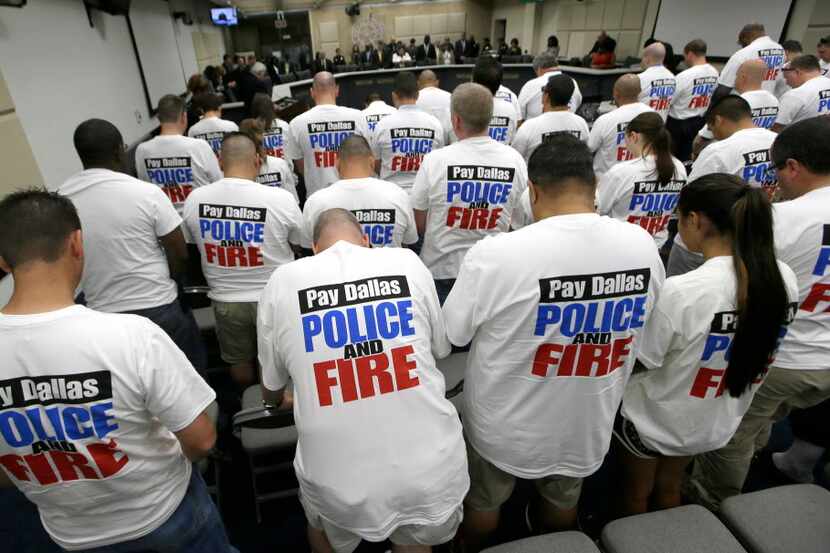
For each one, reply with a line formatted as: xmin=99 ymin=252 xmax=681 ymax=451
xmin=417 ymin=35 xmax=438 ymax=62
xmin=363 ymin=43 xmax=380 ymax=67
xmin=466 ymin=35 xmax=480 ymax=59
xmin=313 ymin=52 xmax=334 ymax=74
xmin=455 ymin=33 xmax=469 ymax=63
xmin=333 ymin=48 xmax=346 ymax=66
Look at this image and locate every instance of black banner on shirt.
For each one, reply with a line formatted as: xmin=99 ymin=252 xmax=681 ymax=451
xmin=298 ymin=275 xmax=411 ymax=314
xmin=538 ymin=269 xmax=650 ymax=303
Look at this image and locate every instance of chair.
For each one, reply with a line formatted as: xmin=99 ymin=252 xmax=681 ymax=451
xmin=200 ymin=401 xmax=223 ymax=507
xmin=437 ymin=351 xmax=466 ymax=416
xmin=601 ymin=504 xmax=747 ymax=553
xmin=720 ymin=484 xmax=830 ymax=553
xmin=482 ymin=531 xmax=601 ymax=553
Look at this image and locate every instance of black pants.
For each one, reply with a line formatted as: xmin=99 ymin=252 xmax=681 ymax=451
xmin=790 ymin=399 xmax=830 ymax=448
xmin=666 ymin=116 xmax=705 ymax=163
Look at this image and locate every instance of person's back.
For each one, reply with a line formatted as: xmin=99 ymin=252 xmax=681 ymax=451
xmin=469 ymin=59 xmax=520 ymax=145
xmin=415 ymin=70 xmax=453 ymax=138
xmin=776 ymin=55 xmax=830 ymax=128
xmin=718 ymin=25 xmax=784 ymax=95
xmin=742 ymin=89 xmax=780 ymax=129
xmin=638 ymin=43 xmax=677 ymax=121
xmin=187 ymin=93 xmax=239 ymax=155
xmin=258 ymin=155 xmax=299 ymax=201
xmin=487 ymin=98 xmax=520 ymax=145
xmin=518 ymin=52 xmax=582 ymax=120
xmin=361 ymin=97 xmax=397 ymax=132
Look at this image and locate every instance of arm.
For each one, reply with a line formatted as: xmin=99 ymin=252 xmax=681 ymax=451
xmin=159 ymin=226 xmax=188 ymax=278
xmin=174 ymin=411 xmax=216 ymax=462
xmin=415 ymin=209 xmax=428 ymax=236
xmin=293 ymin=158 xmax=305 ymax=176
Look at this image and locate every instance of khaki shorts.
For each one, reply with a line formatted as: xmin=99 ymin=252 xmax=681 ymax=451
xmin=302 ymin=497 xmax=463 ymax=553
xmin=212 ymin=300 xmax=258 ymax=365
xmin=465 ymin=442 xmax=583 ymax=511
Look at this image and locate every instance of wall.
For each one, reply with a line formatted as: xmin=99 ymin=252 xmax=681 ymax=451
xmin=0 ymin=67 xmax=43 ymax=198
xmin=170 ymin=0 xmax=227 ymax=70
xmin=784 ymin=0 xmax=829 ymax=54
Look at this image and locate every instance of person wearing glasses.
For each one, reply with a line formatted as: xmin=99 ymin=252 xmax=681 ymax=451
xmin=817 ymin=36 xmax=830 ymax=76
xmin=773 ymin=54 xmax=830 ymax=132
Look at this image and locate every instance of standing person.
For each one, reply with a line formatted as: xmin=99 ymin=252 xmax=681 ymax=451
xmin=251 ymin=93 xmax=291 ymax=160
xmin=471 ymin=57 xmax=520 ymax=145
xmin=494 ymin=82 xmax=522 ymax=124
xmin=441 ymin=44 xmax=455 ymax=65
xmin=666 ymin=39 xmax=719 ymax=161
xmin=371 ymin=72 xmax=445 ymax=192
xmin=285 ymin=72 xmax=369 ymax=199
xmin=61 ymin=119 xmax=206 ymax=372
xmin=393 ymin=46 xmax=412 ymax=65
xmin=0 ymin=190 xmax=235 ymax=553
xmin=616 ymin=173 xmax=798 ymax=516
xmin=302 ymin=136 xmax=418 ymax=248
xmin=508 ymin=39 xmax=522 ymax=56
xmin=690 ymin=117 xmax=830 ymax=509
xmin=518 ymin=50 xmax=582 ymax=120
xmin=455 ymin=33 xmax=469 ymax=64
xmin=773 ymin=54 xmax=830 ymax=131
xmin=774 ymin=40 xmax=804 ymax=98
xmin=512 ymin=75 xmax=590 ymax=160
xmin=542 ymin=35 xmax=559 ymax=56
xmin=258 ymin=208 xmax=468 ymax=553
xmin=361 ymin=92 xmax=397 ymax=133
xmin=588 ymin=74 xmax=654 ymax=176
xmin=182 ymin=133 xmax=303 ymax=386
xmin=411 ymin=83 xmax=528 ymax=304
xmin=239 ymin=118 xmax=299 ymax=202
xmin=238 ymin=62 xmax=272 ymax=115
xmin=818 ymin=36 xmax=830 ymax=75
xmin=638 ymin=42 xmax=677 ymax=121
xmin=497 ymin=38 xmax=509 ymax=58
xmin=332 ymin=48 xmax=346 ymax=67
xmin=444 ymin=136 xmax=664 ymax=551
xmin=417 ymin=34 xmax=438 ymax=62
xmin=597 ymin=112 xmax=687 ymax=249
xmin=135 ymin=94 xmax=222 ymax=214
xmin=188 ymin=93 xmax=239 ymax=155
xmin=715 ymin=23 xmax=784 ymax=100
xmin=416 ymin=70 xmax=453 ymax=141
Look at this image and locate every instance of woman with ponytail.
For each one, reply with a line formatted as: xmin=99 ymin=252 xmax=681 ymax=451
xmin=597 ymin=111 xmax=687 ymax=249
xmin=238 ymin=118 xmax=299 ymax=202
xmin=613 ymin=173 xmax=799 ymax=516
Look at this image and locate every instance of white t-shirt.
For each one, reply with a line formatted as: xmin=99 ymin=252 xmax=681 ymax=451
xmin=623 ymin=256 xmax=799 ymax=456
xmin=495 ymin=84 xmax=523 ymax=122
xmin=718 ymin=36 xmax=785 ymax=94
xmin=415 ymin=86 xmax=452 ymax=142
xmin=0 ymin=305 xmax=215 ymax=551
xmin=487 ymin=98 xmax=520 ymax=145
xmin=371 ymin=104 xmax=445 ymax=191
xmin=135 ymin=134 xmax=222 ymax=213
xmin=57 ymin=169 xmax=181 ymax=312
xmin=518 ymin=70 xmax=582 ymax=120
xmin=596 ymin=155 xmax=688 ymax=247
xmin=257 ymin=155 xmax=299 ymax=202
xmin=187 ymin=116 xmax=239 ymax=155
xmin=285 ymin=104 xmax=369 ymax=198
xmin=638 ymin=65 xmax=677 ymax=121
xmin=774 ymin=72 xmax=791 ymax=99
xmin=301 ymin=177 xmax=418 ymax=248
xmin=697 ymin=89 xmax=780 ymax=140
xmin=776 ymin=75 xmax=830 ymax=127
xmin=588 ymin=102 xmax=655 ymax=175
xmin=181 ymin=177 xmax=303 ymax=303
xmin=512 ymin=111 xmax=590 ymax=161
xmin=411 ymin=136 xmax=529 ymax=279
xmin=258 ymin=241 xmax=468 ymax=540
xmin=263 ymin=118 xmax=291 ymax=159
xmin=772 ymin=185 xmax=830 ymax=370
xmin=362 ymin=100 xmax=397 ymax=133
xmin=668 ymin=63 xmax=719 ymax=120
xmin=689 ymin=127 xmax=777 ymax=196
xmin=822 ymin=59 xmax=830 ymax=77
xmin=444 ymin=214 xmax=665 ymax=478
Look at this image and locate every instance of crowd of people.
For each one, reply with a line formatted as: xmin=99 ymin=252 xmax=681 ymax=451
xmin=1 ymin=20 xmax=830 ymax=553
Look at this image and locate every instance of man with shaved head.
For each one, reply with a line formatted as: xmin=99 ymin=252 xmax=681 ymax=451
xmin=588 ymin=73 xmax=655 ymax=175
xmin=517 ymin=49 xmax=582 ymax=120
xmin=638 ymin=41 xmax=676 ymax=121
xmin=716 ymin=22 xmax=784 ymax=99
xmin=416 ymin=69 xmax=453 ymax=141
xmin=411 ymin=83 xmax=528 ymax=303
xmin=182 ymin=132 xmax=303 ymax=385
xmin=257 ymin=203 xmax=467 ymax=553
xmin=285 ymin=71 xmax=369 ymax=199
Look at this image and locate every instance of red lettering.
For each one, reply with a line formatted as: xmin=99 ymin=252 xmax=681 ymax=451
xmin=800 ymin=283 xmax=830 ymax=313
xmin=392 ymin=345 xmax=419 ymax=390
xmin=616 ymin=146 xmax=634 ymax=161
xmin=446 ymin=207 xmax=503 ymax=229
xmin=356 ymin=353 xmax=394 ymax=398
xmin=0 ymin=454 xmax=31 ymax=482
xmin=532 ymin=343 xmax=561 ymax=377
xmin=336 ymin=358 xmax=359 ymax=402
xmin=690 ymin=366 xmax=726 ymax=398
xmin=575 ymin=344 xmax=611 ymax=376
xmin=689 ymin=96 xmax=710 ymax=109
xmin=532 ymin=338 xmax=633 ymax=378
xmin=203 ymin=245 xmax=263 ymax=267
xmin=314 ymin=151 xmax=338 ymax=168
xmin=609 ymin=336 xmax=633 ymax=374
xmin=314 ymin=360 xmax=338 ymax=406
xmin=390 ymin=155 xmax=422 ymax=172
xmin=25 ymin=453 xmax=59 ymax=485
xmin=86 ymin=440 xmax=129 ymax=478
xmin=627 ymin=215 xmax=670 ymax=236
xmin=50 ymin=450 xmax=99 ymax=481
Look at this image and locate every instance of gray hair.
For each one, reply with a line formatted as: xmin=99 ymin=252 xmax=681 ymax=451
xmin=533 ymin=50 xmax=559 ymax=71
xmin=451 ymin=83 xmax=493 ymax=134
xmin=251 ymin=62 xmax=267 ymax=76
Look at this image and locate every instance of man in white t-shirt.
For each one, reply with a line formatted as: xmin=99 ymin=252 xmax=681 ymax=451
xmin=691 ymin=117 xmax=830 ymax=508
xmin=258 ymin=208 xmax=468 ymax=553
xmin=816 ymin=36 xmax=829 ymax=76
xmin=666 ymin=39 xmax=719 ymax=161
xmin=58 ymin=119 xmax=206 ymax=372
xmin=285 ymin=72 xmax=369 ymax=199
xmin=362 ymin=93 xmax=397 ymax=133
xmin=304 ymin=136 xmax=418 ymax=248
xmin=183 ymin=133 xmax=302 ymax=386
xmin=411 ymin=83 xmax=529 ymax=304
xmin=187 ymin=93 xmax=239 ymax=155
xmin=416 ymin=70 xmax=453 ymax=142
xmin=638 ymin=42 xmax=676 ymax=121
xmin=716 ymin=23 xmax=784 ymax=99
xmin=0 ymin=190 xmax=235 ymax=553
xmin=371 ymin=72 xmax=445 ymax=191
xmin=518 ymin=49 xmax=582 ymax=120
xmin=444 ymin=136 xmax=664 ymax=549
xmin=774 ymin=40 xmax=804 ymax=98
xmin=472 ymin=58 xmax=520 ymax=145
xmin=773 ymin=54 xmax=830 ymax=132
xmin=588 ymin=74 xmax=654 ymax=175
xmin=495 ymin=83 xmax=522 ymax=123
xmin=512 ymin=75 xmax=590 ymax=161
xmin=136 ymin=94 xmax=222 ymax=213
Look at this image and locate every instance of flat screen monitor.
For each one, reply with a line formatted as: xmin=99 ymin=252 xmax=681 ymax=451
xmin=211 ymin=7 xmax=238 ymax=26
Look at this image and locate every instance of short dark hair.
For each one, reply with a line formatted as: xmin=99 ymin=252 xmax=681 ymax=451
xmin=0 ymin=189 xmax=81 ymax=269
xmin=547 ymin=35 xmax=559 ymax=48
xmin=788 ymin=54 xmax=821 ymax=72
xmin=394 ymin=72 xmax=419 ymax=99
xmin=684 ymin=39 xmax=707 ymax=56
xmin=771 ymin=116 xmax=830 ymax=175
xmin=366 ymin=92 xmax=382 ymax=104
xmin=157 ymin=94 xmax=186 ymax=124
xmin=528 ymin=135 xmax=594 ymax=191
xmin=338 ymin=135 xmax=373 ymax=161
xmin=544 ymin=74 xmax=574 ymax=107
xmin=73 ymin=119 xmax=124 ymax=168
xmin=782 ymin=39 xmax=803 ymax=53
xmin=472 ymin=57 xmax=503 ymax=95
xmin=195 ymin=93 xmax=224 ymax=113
xmin=705 ymin=95 xmax=752 ymax=124
xmin=819 ymin=36 xmax=830 ymax=46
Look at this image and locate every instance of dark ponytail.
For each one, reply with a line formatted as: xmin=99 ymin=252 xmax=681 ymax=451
xmin=677 ymin=174 xmax=790 ymax=397
xmin=627 ymin=112 xmax=675 ymax=185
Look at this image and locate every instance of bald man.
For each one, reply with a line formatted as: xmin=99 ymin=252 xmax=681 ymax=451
xmin=182 ymin=132 xmax=303 ymax=385
xmin=716 ymin=23 xmax=784 ymax=98
xmin=257 ymin=207 xmax=468 ymax=553
xmin=285 ymin=72 xmax=369 ymax=199
xmin=411 ymin=83 xmax=528 ymax=304
xmin=588 ymin=74 xmax=655 ymax=175
xmin=638 ymin=42 xmax=676 ymax=121
xmin=415 ymin=70 xmax=453 ymax=142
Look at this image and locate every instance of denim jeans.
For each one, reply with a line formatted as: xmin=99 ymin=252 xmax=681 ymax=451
xmin=123 ymin=300 xmax=207 ymax=374
xmin=72 ymin=470 xmax=237 ymax=553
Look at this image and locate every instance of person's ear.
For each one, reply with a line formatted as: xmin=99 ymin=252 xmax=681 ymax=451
xmin=528 ymin=180 xmax=538 ymax=205
xmin=219 ymin=154 xmax=226 ymax=173
xmin=361 ymin=233 xmax=370 ymax=248
xmin=68 ymin=230 xmax=84 ymax=261
xmin=312 ymin=243 xmax=320 ymax=255
xmin=0 ymin=256 xmax=10 ymax=275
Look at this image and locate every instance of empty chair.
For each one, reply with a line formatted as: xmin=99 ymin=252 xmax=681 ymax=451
xmin=602 ymin=505 xmax=747 ymax=553
xmin=720 ymin=484 xmax=830 ymax=553
xmin=482 ymin=531 xmax=601 ymax=553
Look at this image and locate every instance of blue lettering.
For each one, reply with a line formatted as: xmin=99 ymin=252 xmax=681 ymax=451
xmin=62 ymin=406 xmax=94 ymax=440
xmin=0 ymin=411 xmax=33 ymax=447
xmin=91 ymin=402 xmax=118 ymax=439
